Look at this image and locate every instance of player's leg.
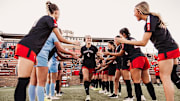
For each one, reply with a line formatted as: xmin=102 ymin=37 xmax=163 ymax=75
xmin=15 ymin=57 xmax=34 ymax=101
xmin=122 ymin=69 xmax=133 ymax=99
xmin=171 ymin=58 xmax=180 ymax=89
xmin=159 ymin=59 xmax=174 ymax=101
xmin=36 ymin=67 xmax=49 ymax=101
xmin=28 ymin=67 xmax=37 ymax=101
xmin=130 ymin=68 xmax=142 ymax=101
xmin=142 ymin=69 xmax=157 ymax=100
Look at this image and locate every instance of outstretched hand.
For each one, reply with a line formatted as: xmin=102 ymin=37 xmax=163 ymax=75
xmin=73 ymin=41 xmax=80 ymax=46
xmin=103 ymin=51 xmax=109 ymax=55
xmin=115 ymin=36 xmax=127 ymax=44
xmin=72 ymin=53 xmax=79 ymax=59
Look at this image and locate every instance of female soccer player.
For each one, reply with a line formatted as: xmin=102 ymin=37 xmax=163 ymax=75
xmin=107 ymin=28 xmax=157 ymax=101
xmin=105 ymin=36 xmax=133 ymax=100
xmin=106 ymin=41 xmax=116 ymax=96
xmin=79 ymin=35 xmax=102 ymax=101
xmin=28 ymin=31 xmax=78 ymax=101
xmin=117 ymin=2 xmax=180 ymax=101
xmin=55 ymin=61 xmax=64 ymax=96
xmin=14 ymin=1 xmax=79 ymax=101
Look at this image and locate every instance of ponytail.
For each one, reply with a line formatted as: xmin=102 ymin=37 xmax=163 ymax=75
xmin=108 ymin=41 xmax=116 ymax=51
xmin=46 ymin=1 xmax=59 ymax=14
xmin=135 ymin=1 xmax=166 ymax=28
xmin=119 ymin=27 xmax=131 ymax=38
xmin=149 ymin=12 xmax=166 ymax=28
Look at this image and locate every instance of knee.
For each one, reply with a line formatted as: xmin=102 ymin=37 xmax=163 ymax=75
xmin=160 ymin=73 xmax=170 ymax=80
xmin=83 ymin=77 xmax=89 ymax=81
xmin=38 ymin=78 xmax=47 ymax=86
xmin=51 ymin=78 xmax=56 ymax=83
xmin=132 ymin=78 xmax=141 ymax=83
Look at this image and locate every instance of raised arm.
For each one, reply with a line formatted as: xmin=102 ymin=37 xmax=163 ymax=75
xmin=118 ymin=32 xmax=152 ymax=46
xmin=104 ymin=49 xmax=125 ymax=57
xmin=54 ymin=42 xmax=78 ymax=59
xmin=53 ymin=28 xmax=80 ymax=45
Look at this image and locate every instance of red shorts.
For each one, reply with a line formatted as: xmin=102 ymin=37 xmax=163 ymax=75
xmin=14 ymin=44 xmax=36 ymax=63
xmin=158 ymin=48 xmax=180 ymax=61
xmin=102 ymin=70 xmax=108 ymax=75
xmin=95 ymin=72 xmax=99 ymax=75
xmin=130 ymin=56 xmax=150 ymax=70
xmin=82 ymin=66 xmax=95 ymax=74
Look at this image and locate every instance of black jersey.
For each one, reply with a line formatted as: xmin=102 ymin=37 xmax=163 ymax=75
xmin=107 ymin=49 xmax=115 ymax=65
xmin=115 ymin=45 xmax=122 ymax=66
xmin=19 ymin=15 xmax=58 ymax=54
xmin=81 ymin=45 xmax=98 ymax=68
xmin=115 ymin=44 xmax=129 ymax=67
xmin=122 ymin=37 xmax=144 ymax=61
xmin=144 ymin=15 xmax=178 ymax=53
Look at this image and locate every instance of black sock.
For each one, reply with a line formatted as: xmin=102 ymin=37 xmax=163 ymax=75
xmin=91 ymin=79 xmax=93 ymax=86
xmin=95 ymin=79 xmax=98 ymax=88
xmin=84 ymin=81 xmax=90 ymax=95
xmin=56 ymin=80 xmax=60 ymax=93
xmin=110 ymin=81 xmax=114 ymax=93
xmin=171 ymin=64 xmax=180 ymax=89
xmin=134 ymin=83 xmax=142 ymax=101
xmin=106 ymin=81 xmax=109 ymax=92
xmin=14 ymin=77 xmax=30 ymax=101
xmin=92 ymin=79 xmax=95 ymax=87
xmin=118 ymin=82 xmax=121 ymax=93
xmin=102 ymin=81 xmax=105 ymax=90
xmin=145 ymin=82 xmax=156 ymax=100
xmin=125 ymin=80 xmax=133 ymax=97
xmin=99 ymin=79 xmax=102 ymax=88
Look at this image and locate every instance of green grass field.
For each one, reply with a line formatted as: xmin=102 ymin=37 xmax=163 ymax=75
xmin=0 ymin=85 xmax=179 ymax=101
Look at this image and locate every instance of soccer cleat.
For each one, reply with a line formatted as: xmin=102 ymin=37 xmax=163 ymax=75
xmin=85 ymin=95 xmax=91 ymax=101
xmin=108 ymin=93 xmax=113 ymax=97
xmin=123 ymin=96 xmax=134 ymax=101
xmin=109 ymin=94 xmax=118 ymax=98
xmin=45 ymin=95 xmax=50 ymax=99
xmin=50 ymin=96 xmax=60 ymax=100
xmin=141 ymin=95 xmax=146 ymax=101
xmin=104 ymin=91 xmax=110 ymax=95
xmin=99 ymin=90 xmax=105 ymax=94
xmin=94 ymin=88 xmax=99 ymax=91
xmin=56 ymin=93 xmax=62 ymax=96
xmin=118 ymin=92 xmax=122 ymax=96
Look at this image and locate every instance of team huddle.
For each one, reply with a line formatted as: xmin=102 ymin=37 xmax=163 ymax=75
xmin=13 ymin=1 xmax=180 ymax=101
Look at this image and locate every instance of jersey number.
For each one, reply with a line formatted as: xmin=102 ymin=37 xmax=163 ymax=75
xmin=87 ymin=53 xmax=90 ymax=57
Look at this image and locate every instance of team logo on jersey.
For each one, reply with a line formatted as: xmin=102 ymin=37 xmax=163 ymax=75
xmin=53 ymin=19 xmax=58 ymax=27
xmin=147 ymin=16 xmax=150 ymax=31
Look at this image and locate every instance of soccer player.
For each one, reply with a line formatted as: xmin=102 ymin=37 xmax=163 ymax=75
xmin=109 ymin=28 xmax=157 ymax=101
xmin=28 ymin=31 xmax=78 ymax=101
xmin=106 ymin=41 xmax=116 ymax=96
xmin=14 ymin=1 xmax=79 ymax=101
xmin=105 ymin=36 xmax=133 ymax=100
xmin=117 ymin=1 xmax=180 ymax=101
xmin=79 ymin=35 xmax=101 ymax=101
xmin=55 ymin=61 xmax=64 ymax=96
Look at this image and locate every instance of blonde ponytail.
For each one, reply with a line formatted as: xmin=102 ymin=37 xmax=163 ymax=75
xmin=135 ymin=1 xmax=166 ymax=28
xmin=150 ymin=12 xmax=166 ymax=28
